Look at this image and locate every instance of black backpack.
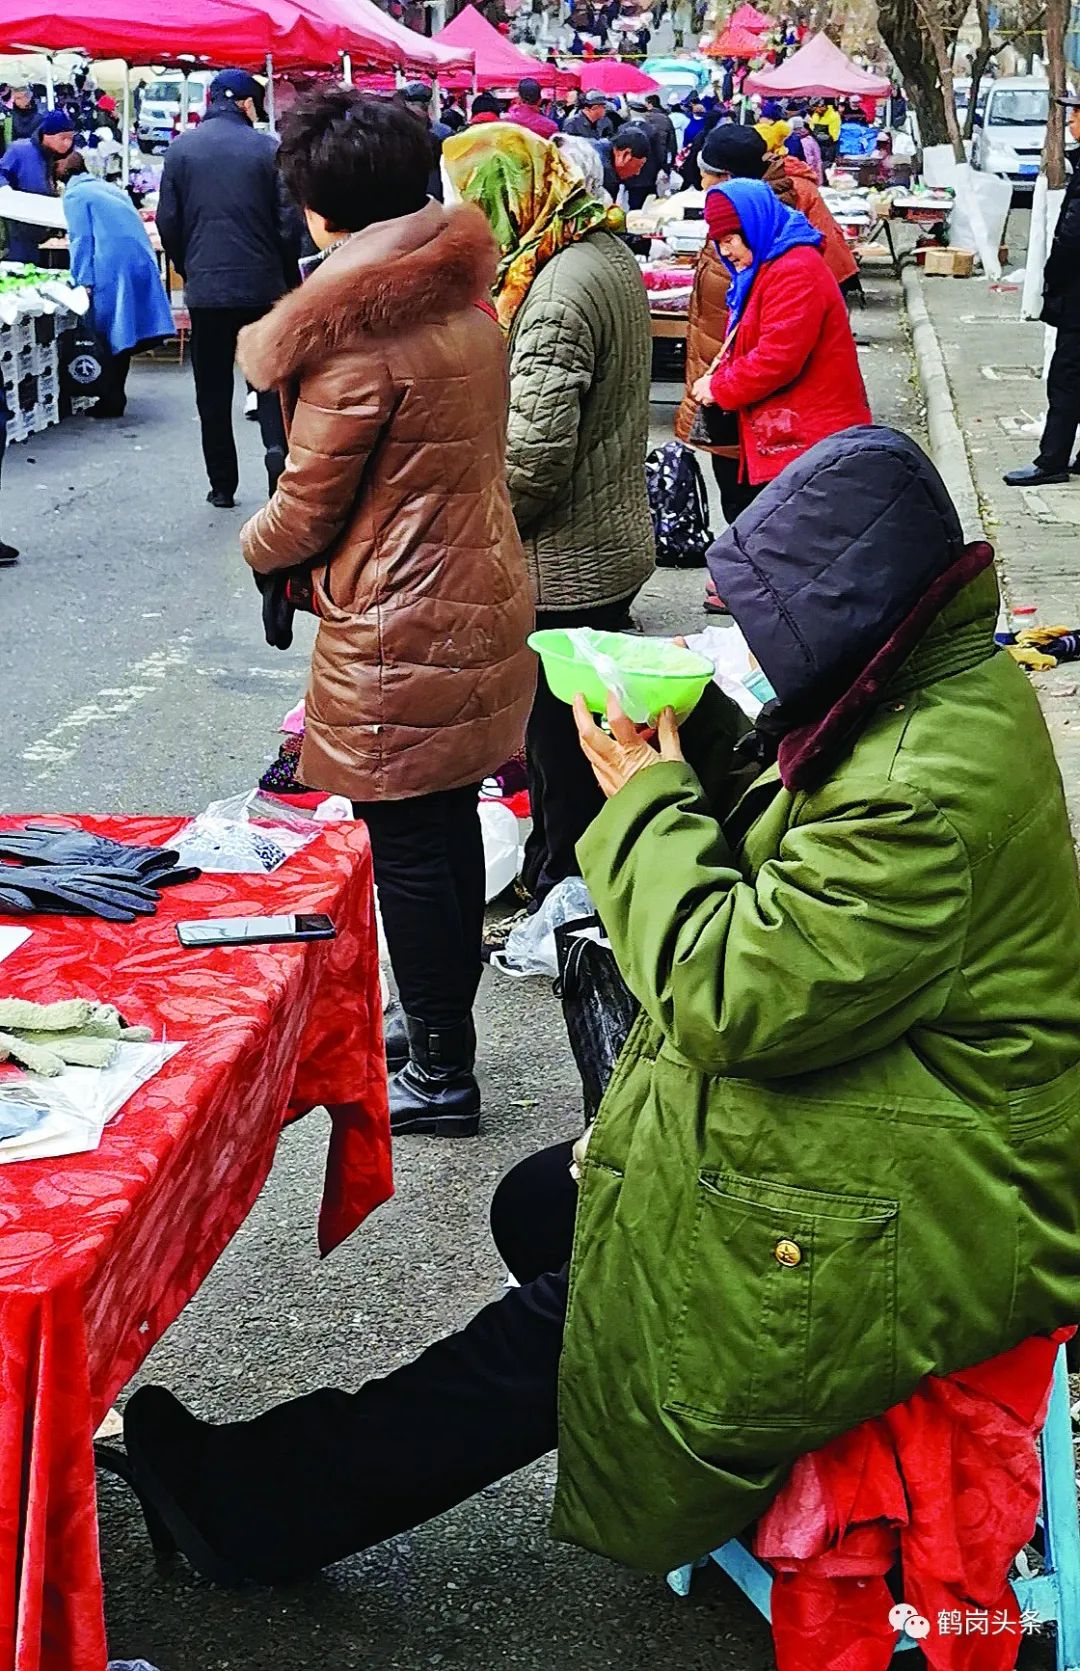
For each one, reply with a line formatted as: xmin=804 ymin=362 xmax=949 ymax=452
xmin=645 ymin=441 xmax=713 ymax=569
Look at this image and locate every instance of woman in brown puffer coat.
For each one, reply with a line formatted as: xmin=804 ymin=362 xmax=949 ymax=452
xmin=238 ymin=88 xmax=535 ymax=1139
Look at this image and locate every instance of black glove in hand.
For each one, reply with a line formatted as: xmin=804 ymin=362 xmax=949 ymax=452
xmin=0 ymin=825 xmax=200 ymax=889
xmin=255 ymin=570 xmax=295 ymax=651
xmin=0 ymin=864 xmax=162 ymax=923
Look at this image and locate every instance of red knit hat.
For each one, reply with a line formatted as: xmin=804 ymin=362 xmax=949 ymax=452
xmin=704 ymin=189 xmax=743 ymax=242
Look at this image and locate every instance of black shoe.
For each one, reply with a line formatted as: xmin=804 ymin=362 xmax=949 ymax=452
xmin=207 ymin=488 xmax=236 ymax=509
xmin=1070 ymin=460 xmax=1080 ymax=476
xmin=123 ymin=1387 xmax=247 ymax=1586
xmin=1003 ymin=463 xmax=1070 ymax=487
xmin=383 ymin=994 xmax=409 ymax=1074
xmin=389 ymin=1016 xmax=480 ymax=1137
xmin=0 ymin=541 xmax=18 ymax=566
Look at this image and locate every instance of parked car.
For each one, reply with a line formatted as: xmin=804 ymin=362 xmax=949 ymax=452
xmin=971 ymin=75 xmax=1048 ymax=191
xmin=641 ymin=56 xmax=712 ymax=104
xmin=953 ymin=75 xmax=990 ymax=132
xmin=137 ymin=72 xmax=213 ymax=153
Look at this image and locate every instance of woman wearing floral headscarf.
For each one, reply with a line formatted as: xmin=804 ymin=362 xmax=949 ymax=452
xmin=444 ymin=123 xmax=654 ymax=906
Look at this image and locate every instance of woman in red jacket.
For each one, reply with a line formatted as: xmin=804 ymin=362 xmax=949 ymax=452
xmin=691 ymin=177 xmax=870 ymax=521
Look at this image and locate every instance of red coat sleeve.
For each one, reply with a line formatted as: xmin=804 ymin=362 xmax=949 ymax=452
xmin=710 ymin=257 xmax=829 ymax=411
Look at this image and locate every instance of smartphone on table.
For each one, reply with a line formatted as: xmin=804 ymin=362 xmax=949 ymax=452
xmin=176 ymin=913 xmax=336 ymax=949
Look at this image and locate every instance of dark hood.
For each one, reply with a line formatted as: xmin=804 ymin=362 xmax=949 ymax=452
xmin=707 ymin=426 xmax=997 ymax=791
xmin=707 ymin=426 xmax=966 ymax=711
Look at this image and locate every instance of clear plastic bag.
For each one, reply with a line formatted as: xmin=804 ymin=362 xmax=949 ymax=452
xmin=174 ymin=790 xmax=322 ymax=875
xmin=479 ymin=800 xmax=523 ymax=902
xmin=490 ymin=877 xmax=595 ymax=979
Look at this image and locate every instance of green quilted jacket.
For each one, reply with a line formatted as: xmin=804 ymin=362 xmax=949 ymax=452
xmin=552 ymin=567 xmax=1080 ymax=1571
xmin=506 ymin=228 xmax=656 ymax=613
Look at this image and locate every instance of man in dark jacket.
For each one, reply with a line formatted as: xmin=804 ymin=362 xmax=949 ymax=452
xmin=156 ymin=68 xmax=299 ymax=508
xmin=0 ymin=111 xmax=75 ymax=263
xmin=400 ymin=82 xmax=451 ymax=202
xmin=643 ymin=93 xmax=678 ymax=169
xmin=7 ymin=85 xmax=40 ymax=144
xmin=596 ymin=125 xmax=651 ymax=209
xmin=562 ymin=92 xmax=614 ymax=142
xmin=1004 ymin=96 xmax=1080 ymax=488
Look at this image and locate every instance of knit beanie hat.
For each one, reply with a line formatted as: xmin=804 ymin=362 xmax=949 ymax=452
xmin=700 ymin=123 xmax=768 ymax=178
xmin=704 ymin=188 xmax=743 ymax=241
xmin=37 ymin=110 xmax=75 ymax=136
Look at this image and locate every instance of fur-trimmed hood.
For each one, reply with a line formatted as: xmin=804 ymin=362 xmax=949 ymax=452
xmin=238 ymin=199 xmax=498 ymax=389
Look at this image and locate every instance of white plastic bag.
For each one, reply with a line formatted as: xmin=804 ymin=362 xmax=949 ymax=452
xmin=479 ymin=800 xmax=523 ymax=902
xmin=949 ymin=163 xmax=1011 ymax=280
xmin=108 ymin=1662 xmax=162 ymax=1670
xmin=491 ymin=877 xmax=594 ymax=979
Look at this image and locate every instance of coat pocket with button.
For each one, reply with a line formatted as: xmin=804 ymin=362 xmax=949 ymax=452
xmin=664 ymin=1172 xmax=899 ymax=1429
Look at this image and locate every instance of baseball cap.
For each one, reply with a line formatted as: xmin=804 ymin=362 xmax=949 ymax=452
xmin=584 ymin=88 xmax=607 ymax=106
xmin=402 ymin=80 xmax=434 ymax=105
xmin=1055 ymin=94 xmax=1080 ymax=108
xmin=208 ymin=68 xmax=263 ymax=106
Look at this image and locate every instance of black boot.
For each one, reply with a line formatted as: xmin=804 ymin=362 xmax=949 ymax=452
xmin=389 ymin=1017 xmax=480 ymax=1138
xmin=382 ymin=994 xmax=409 ymax=1074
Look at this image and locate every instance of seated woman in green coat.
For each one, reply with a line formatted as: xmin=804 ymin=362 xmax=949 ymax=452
xmin=123 ymin=426 xmax=1080 ymax=1587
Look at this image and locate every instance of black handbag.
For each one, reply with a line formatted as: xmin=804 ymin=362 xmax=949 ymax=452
xmin=555 ymin=915 xmax=639 ymax=1120
xmin=687 ymin=401 xmax=739 ymax=449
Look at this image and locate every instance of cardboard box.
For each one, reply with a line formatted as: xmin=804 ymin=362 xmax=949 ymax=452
xmin=924 ymin=247 xmax=975 ymax=278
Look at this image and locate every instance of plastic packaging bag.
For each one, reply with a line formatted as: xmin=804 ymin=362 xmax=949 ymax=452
xmin=174 ymin=790 xmax=322 ymax=875
xmin=491 ymin=877 xmax=595 ymax=978
xmin=479 ymin=800 xmax=523 ymax=902
xmin=949 ymin=163 xmax=1012 ymax=280
xmin=108 ymin=1662 xmax=162 ymax=1670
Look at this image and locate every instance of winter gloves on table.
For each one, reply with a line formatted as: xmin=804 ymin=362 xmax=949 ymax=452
xmin=0 ymin=998 xmax=152 ymax=1075
xmin=0 ymin=825 xmax=201 ymax=923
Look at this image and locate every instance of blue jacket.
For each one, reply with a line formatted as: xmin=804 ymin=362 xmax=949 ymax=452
xmin=63 ymin=175 xmax=174 ymax=354
xmin=0 ymin=134 xmax=54 ymax=262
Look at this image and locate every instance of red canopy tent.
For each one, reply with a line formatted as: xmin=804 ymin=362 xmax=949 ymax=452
xmin=576 ymin=57 xmax=659 ymax=94
xmin=325 ymin=0 xmax=474 ymax=77
xmin=0 ymin=0 xmax=330 ymax=68
xmin=702 ymin=23 xmax=767 ymax=57
xmin=434 ymin=5 xmax=573 ymax=91
xmin=728 ymin=3 xmax=771 ymax=30
xmin=743 ymin=32 xmax=890 ymax=96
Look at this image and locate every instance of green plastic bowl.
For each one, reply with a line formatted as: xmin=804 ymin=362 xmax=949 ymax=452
xmin=529 ymin=627 xmax=714 ymax=725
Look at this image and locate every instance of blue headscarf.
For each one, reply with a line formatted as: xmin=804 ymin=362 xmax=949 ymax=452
xmin=707 ymin=177 xmax=823 ymax=330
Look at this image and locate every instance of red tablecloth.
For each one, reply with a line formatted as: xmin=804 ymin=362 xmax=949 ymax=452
xmin=0 ymin=815 xmax=392 ymax=1671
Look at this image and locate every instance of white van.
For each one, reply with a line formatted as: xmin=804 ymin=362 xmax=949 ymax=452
xmin=136 ymin=71 xmax=214 ymax=154
xmin=970 ymin=75 xmax=1048 ymax=189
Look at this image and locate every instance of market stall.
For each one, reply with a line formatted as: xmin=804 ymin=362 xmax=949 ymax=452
xmin=742 ymin=31 xmax=890 ymax=100
xmin=0 ymin=812 xmax=390 ymax=1671
xmin=702 ymin=23 xmax=768 ymax=58
xmin=575 ymin=58 xmax=660 ymax=96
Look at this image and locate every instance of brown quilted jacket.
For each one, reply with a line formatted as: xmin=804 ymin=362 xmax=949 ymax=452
xmin=238 ymin=201 xmax=535 ymax=804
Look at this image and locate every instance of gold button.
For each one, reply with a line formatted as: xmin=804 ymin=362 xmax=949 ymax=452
xmin=774 ymin=1238 xmax=803 ymax=1267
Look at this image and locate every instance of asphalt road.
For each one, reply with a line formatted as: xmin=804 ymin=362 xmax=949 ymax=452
xmin=7 ymin=275 xmax=1054 ymax=1671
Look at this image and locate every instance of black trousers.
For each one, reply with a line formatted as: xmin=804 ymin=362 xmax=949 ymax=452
xmin=192 ymin=1141 xmax=576 ymax=1580
xmin=188 ymin=306 xmax=287 ymax=498
xmin=522 ymin=597 xmax=635 ymax=904
xmin=352 ymin=783 xmax=485 ymax=1028
xmin=710 ymin=452 xmax=764 ymax=529
xmin=1036 ymin=328 xmax=1080 ymax=472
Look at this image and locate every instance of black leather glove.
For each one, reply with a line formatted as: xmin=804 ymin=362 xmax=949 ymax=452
xmin=0 ymin=825 xmax=199 ymax=888
xmin=255 ymin=570 xmax=295 ymax=651
xmin=0 ymin=864 xmax=162 ymax=923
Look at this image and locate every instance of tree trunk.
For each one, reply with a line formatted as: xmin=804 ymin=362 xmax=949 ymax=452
xmin=877 ymin=0 xmax=955 ymax=150
xmin=916 ymin=0 xmax=968 ymax=160
xmin=1042 ymin=0 xmax=1067 ymax=188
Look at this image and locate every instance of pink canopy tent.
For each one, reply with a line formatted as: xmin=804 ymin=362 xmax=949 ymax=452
xmin=702 ymin=23 xmax=767 ymax=57
xmin=434 ymin=5 xmax=573 ymax=91
xmin=744 ymin=32 xmax=890 ymax=97
xmin=728 ymin=3 xmax=771 ymax=31
xmin=325 ymin=0 xmax=474 ymax=77
xmin=577 ymin=57 xmax=659 ymax=95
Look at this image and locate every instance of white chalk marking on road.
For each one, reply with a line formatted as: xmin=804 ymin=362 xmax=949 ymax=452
xmin=21 ymin=639 xmax=193 ymax=772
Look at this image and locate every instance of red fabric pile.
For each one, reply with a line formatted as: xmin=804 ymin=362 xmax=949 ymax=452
xmin=754 ymin=1327 xmax=1074 ymax=1670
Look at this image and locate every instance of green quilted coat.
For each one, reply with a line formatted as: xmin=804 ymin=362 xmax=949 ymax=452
xmin=553 ymin=568 xmax=1080 ymax=1571
xmin=505 ymin=228 xmax=655 ymax=612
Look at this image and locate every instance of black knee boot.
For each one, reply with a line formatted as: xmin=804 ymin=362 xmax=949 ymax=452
xmin=389 ymin=1017 xmax=480 ymax=1138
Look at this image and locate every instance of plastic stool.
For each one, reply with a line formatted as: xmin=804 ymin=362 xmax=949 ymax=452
xmin=667 ymin=1343 xmax=1080 ymax=1668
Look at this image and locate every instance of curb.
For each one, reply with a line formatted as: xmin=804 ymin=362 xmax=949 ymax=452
xmin=901 ymin=264 xmax=984 ymax=540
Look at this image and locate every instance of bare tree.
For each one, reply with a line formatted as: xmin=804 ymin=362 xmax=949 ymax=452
xmin=1041 ymin=0 xmax=1067 ymax=187
xmin=877 ymin=0 xmax=967 ymax=151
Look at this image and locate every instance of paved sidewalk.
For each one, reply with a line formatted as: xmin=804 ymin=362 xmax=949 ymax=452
xmin=913 ymin=267 xmax=1080 ymax=832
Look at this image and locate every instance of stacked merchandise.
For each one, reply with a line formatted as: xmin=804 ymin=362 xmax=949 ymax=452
xmin=0 ymin=264 xmax=89 ymax=443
